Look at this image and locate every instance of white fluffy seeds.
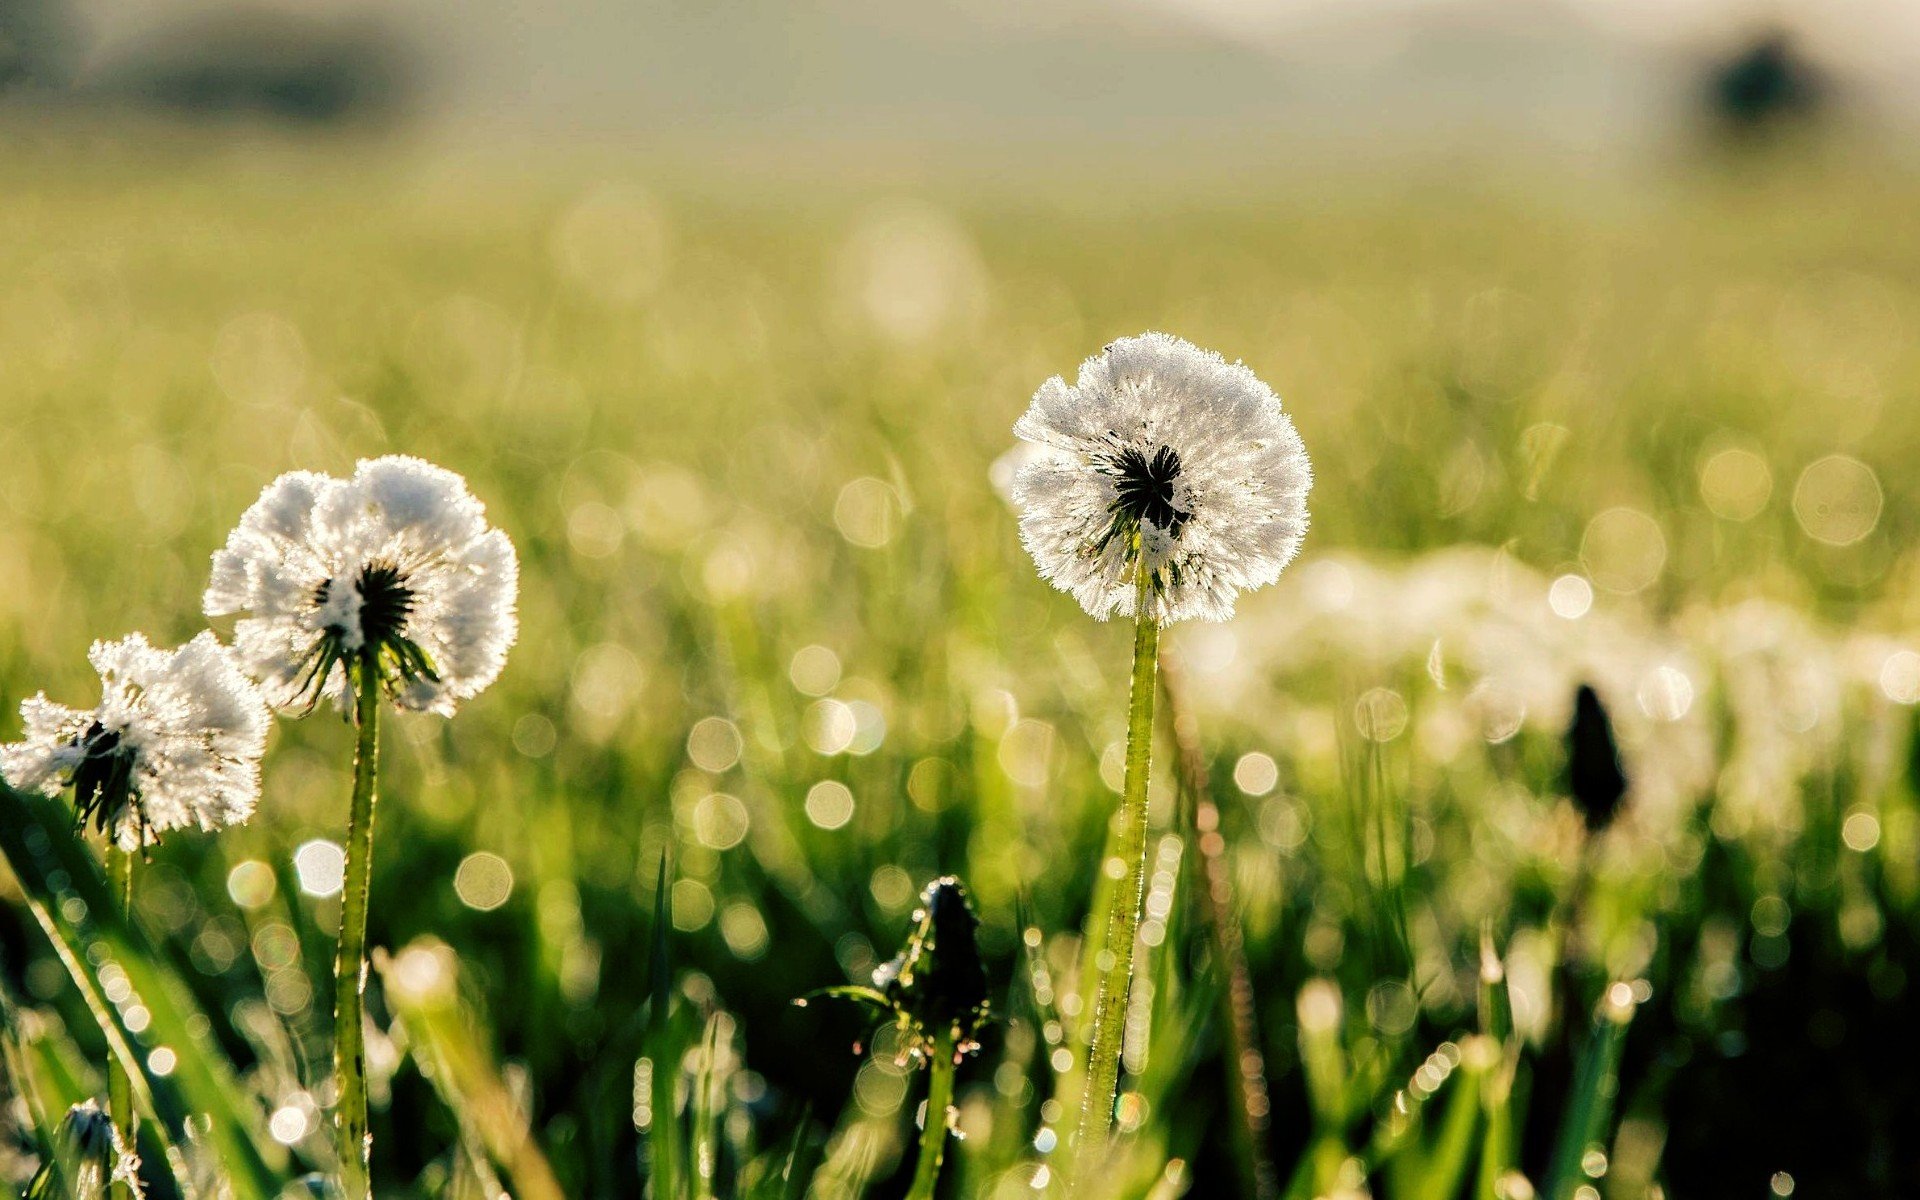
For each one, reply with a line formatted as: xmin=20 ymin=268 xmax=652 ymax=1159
xmin=1 ymin=632 xmax=270 ymax=849
xmin=204 ymin=455 xmax=519 ymax=716
xmin=1011 ymin=332 xmax=1311 ymax=623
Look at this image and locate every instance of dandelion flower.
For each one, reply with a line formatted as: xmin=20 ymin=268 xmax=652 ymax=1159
xmin=26 ymin=1098 xmax=144 ymax=1199
xmin=1012 ymin=332 xmax=1311 ymax=623
xmin=203 ymin=455 xmax=519 ymax=716
xmin=1 ymin=633 xmax=268 ymax=851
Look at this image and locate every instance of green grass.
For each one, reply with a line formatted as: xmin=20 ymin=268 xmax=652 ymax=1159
xmin=0 ymin=123 xmax=1918 ymax=1198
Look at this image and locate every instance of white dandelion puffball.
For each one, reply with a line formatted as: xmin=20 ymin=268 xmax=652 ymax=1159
xmin=1012 ymin=332 xmax=1312 ymax=623
xmin=204 ymin=455 xmax=519 ymax=716
xmin=1 ymin=632 xmax=270 ymax=850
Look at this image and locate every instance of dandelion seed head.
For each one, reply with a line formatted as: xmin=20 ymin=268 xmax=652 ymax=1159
xmin=204 ymin=455 xmax=519 ymax=716
xmin=1 ymin=632 xmax=268 ymax=850
xmin=1010 ymin=332 xmax=1310 ymax=623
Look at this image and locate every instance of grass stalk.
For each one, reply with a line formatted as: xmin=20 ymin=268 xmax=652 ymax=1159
xmin=905 ymin=1033 xmax=958 ymax=1200
xmin=1160 ymin=652 xmax=1280 ymax=1200
xmin=105 ymin=844 xmax=135 ymax=1200
xmin=1073 ymin=559 xmax=1160 ymax=1161
xmin=333 ymin=663 xmax=383 ymax=1200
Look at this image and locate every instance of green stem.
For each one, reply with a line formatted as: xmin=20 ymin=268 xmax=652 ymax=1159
xmin=906 ymin=1034 xmax=958 ymax=1200
xmin=1074 ymin=560 xmax=1160 ymax=1162
xmin=105 ymin=844 xmax=134 ymax=1200
xmin=334 ymin=664 xmax=383 ymax=1200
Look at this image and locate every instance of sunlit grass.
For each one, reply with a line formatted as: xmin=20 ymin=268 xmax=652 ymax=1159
xmin=0 ymin=125 xmax=1917 ymax=1197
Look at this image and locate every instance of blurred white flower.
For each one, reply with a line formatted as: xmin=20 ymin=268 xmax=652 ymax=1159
xmin=1011 ymin=332 xmax=1311 ymax=623
xmin=204 ymin=456 xmax=518 ymax=716
xmin=1 ymin=633 xmax=268 ymax=850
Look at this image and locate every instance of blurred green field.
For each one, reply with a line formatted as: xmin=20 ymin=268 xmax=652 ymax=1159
xmin=1 ymin=126 xmax=1919 ymax=1199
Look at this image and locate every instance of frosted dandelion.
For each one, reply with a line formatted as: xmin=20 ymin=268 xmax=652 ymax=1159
xmin=2 ymin=632 xmax=269 ymax=851
xmin=3 ymin=632 xmax=263 ymax=1200
xmin=204 ymin=455 xmax=518 ymax=1200
xmin=1010 ymin=333 xmax=1309 ymax=1159
xmin=1012 ymin=331 xmax=1310 ymax=624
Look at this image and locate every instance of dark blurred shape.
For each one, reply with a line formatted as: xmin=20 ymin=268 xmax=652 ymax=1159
xmin=1565 ymin=684 xmax=1627 ymax=831
xmin=1707 ymin=30 xmax=1825 ymax=134
xmin=0 ymin=0 xmax=76 ymax=92
xmin=873 ymin=876 xmax=990 ymax=1058
xmin=105 ymin=10 xmax=413 ymax=123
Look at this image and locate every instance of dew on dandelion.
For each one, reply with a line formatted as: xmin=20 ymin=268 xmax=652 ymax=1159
xmin=567 ymin=500 xmax=625 ymax=558
xmin=836 ymin=201 xmax=988 ymax=345
xmin=1792 ymin=454 xmax=1881 ymax=546
xmin=1355 ymin=687 xmax=1409 ymax=742
xmin=670 ymin=879 xmax=714 ymax=931
xmin=454 ymin=852 xmax=515 ymax=911
xmin=1581 ymin=507 xmax=1666 ymax=594
xmin=1234 ymin=751 xmax=1279 ymax=795
xmin=1841 ymin=811 xmax=1881 ymax=852
xmin=907 ymin=757 xmax=952 ymax=811
xmin=834 ymin=477 xmax=900 ymax=548
xmin=292 ymin=840 xmax=346 ymax=898
xmin=270 ymin=1104 xmax=312 ymax=1146
xmin=692 ymin=793 xmax=750 ymax=850
xmin=997 ymin=719 xmax=1053 ymax=787
xmin=804 ymin=780 xmax=856 ymax=830
xmin=1700 ymin=447 xmax=1773 ymax=520
xmin=1548 ymin=573 xmax=1594 ymax=619
xmin=719 ymin=903 xmax=770 ymax=960
xmin=211 ymin=312 xmax=308 ymax=406
xmin=512 ymin=713 xmax=558 ymax=757
xmin=687 ymin=717 xmax=744 ymax=772
xmin=788 ymin=644 xmax=842 ymax=695
xmin=550 ymin=184 xmax=671 ymax=306
xmin=845 ymin=699 xmax=887 ymax=755
xmin=227 ymin=861 xmax=276 ymax=909
xmin=869 ymin=865 xmax=915 ymax=911
xmin=1878 ymin=650 xmax=1920 ymax=704
xmin=251 ymin=923 xmax=300 ymax=971
xmin=571 ymin=643 xmax=644 ymax=731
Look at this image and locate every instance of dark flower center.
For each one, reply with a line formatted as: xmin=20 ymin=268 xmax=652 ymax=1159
xmin=1092 ymin=443 xmax=1191 ymax=563
xmin=68 ymin=721 xmax=142 ymax=843
xmin=316 ymin=561 xmax=417 ymax=648
xmin=300 ymin=560 xmax=438 ymax=714
xmin=1109 ymin=444 xmax=1189 ymax=536
xmin=873 ymin=876 xmax=989 ymax=1056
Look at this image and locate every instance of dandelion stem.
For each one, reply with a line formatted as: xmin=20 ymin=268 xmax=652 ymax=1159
xmin=334 ymin=663 xmax=383 ymax=1200
xmin=1075 ymin=558 xmax=1160 ymax=1161
xmin=105 ymin=844 xmax=135 ymax=1200
xmin=906 ymin=1033 xmax=958 ymax=1200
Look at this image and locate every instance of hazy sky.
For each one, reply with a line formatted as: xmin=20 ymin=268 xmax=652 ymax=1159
xmin=68 ymin=0 xmax=1920 ymax=141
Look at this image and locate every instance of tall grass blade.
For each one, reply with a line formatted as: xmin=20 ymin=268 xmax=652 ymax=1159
xmin=1543 ymin=987 xmax=1636 ymax=1200
xmin=0 ymin=783 xmax=288 ymax=1200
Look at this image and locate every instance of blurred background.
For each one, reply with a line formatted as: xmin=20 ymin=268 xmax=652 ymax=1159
xmin=1 ymin=2 xmax=1918 ymax=1199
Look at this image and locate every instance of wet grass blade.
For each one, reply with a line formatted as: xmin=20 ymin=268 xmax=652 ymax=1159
xmin=1544 ymin=988 xmax=1636 ymax=1200
xmin=376 ymin=938 xmax=565 ymax=1200
xmin=0 ymin=783 xmax=288 ymax=1200
xmin=647 ymin=851 xmax=684 ymax=1200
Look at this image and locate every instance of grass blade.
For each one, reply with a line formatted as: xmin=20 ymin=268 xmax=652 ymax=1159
xmin=0 ymin=783 xmax=288 ymax=1200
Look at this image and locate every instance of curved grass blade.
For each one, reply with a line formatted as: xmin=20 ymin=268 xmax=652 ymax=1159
xmin=0 ymin=783 xmax=289 ymax=1200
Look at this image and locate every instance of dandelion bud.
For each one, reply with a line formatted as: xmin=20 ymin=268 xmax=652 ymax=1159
xmin=1565 ymin=684 xmax=1628 ymax=832
xmin=873 ymin=876 xmax=990 ymax=1060
xmin=25 ymin=1099 xmax=142 ymax=1199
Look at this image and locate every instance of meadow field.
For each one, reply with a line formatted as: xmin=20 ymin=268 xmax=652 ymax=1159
xmin=0 ymin=126 xmax=1918 ymax=1199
